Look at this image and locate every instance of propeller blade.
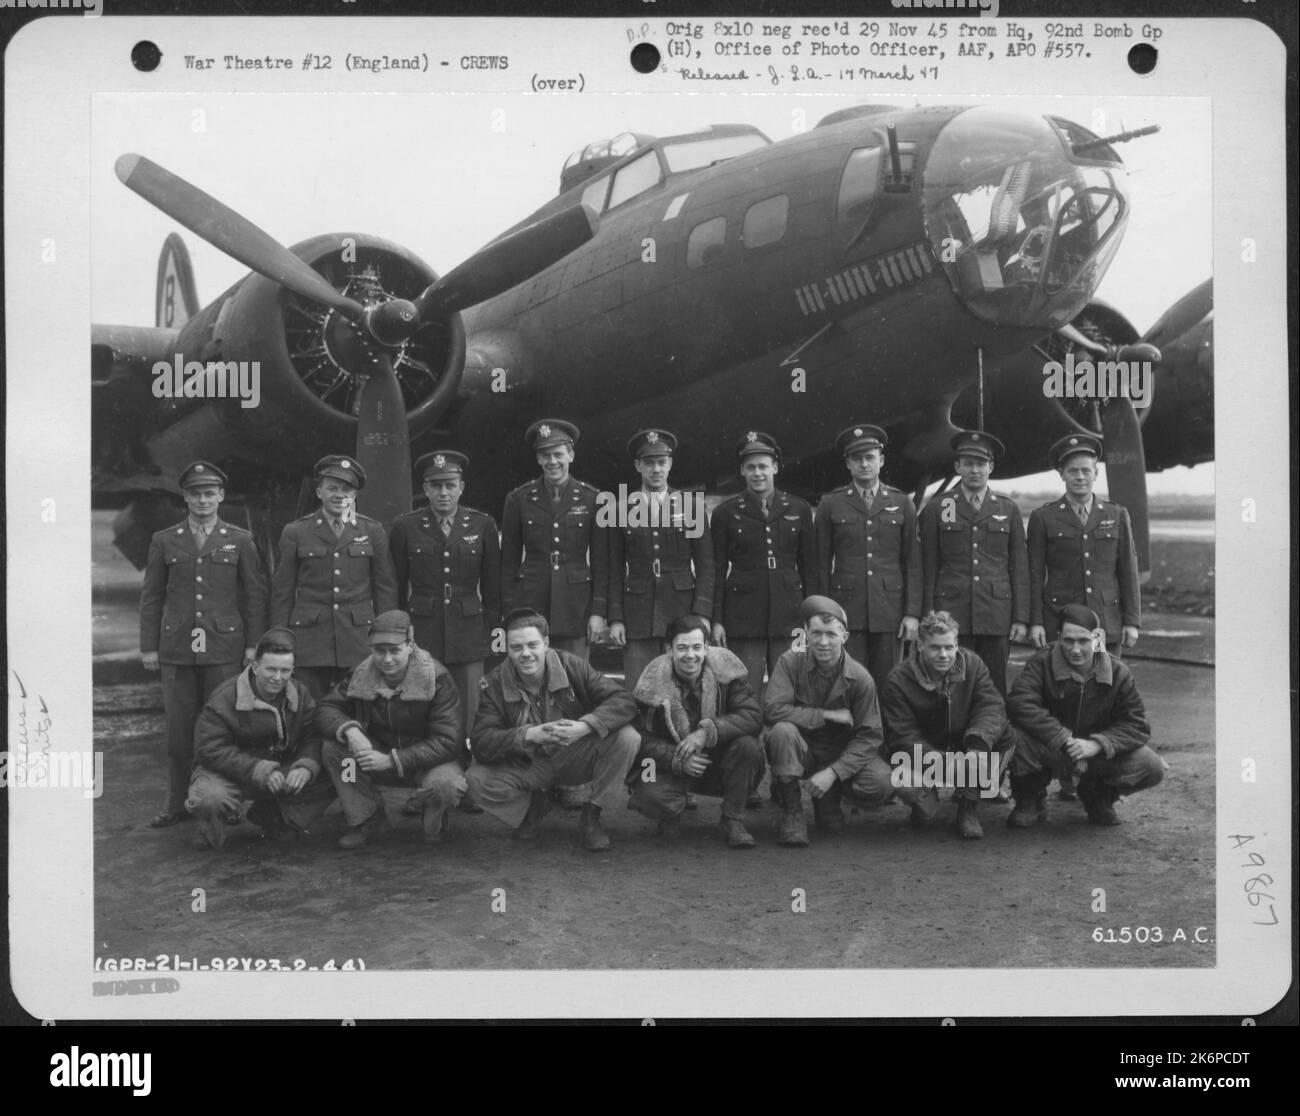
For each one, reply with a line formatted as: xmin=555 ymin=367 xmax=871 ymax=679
xmin=1141 ymin=277 xmax=1212 ymax=350
xmin=415 ymin=203 xmax=597 ymax=318
xmin=1101 ymin=397 xmax=1150 ymax=578
xmin=115 ymin=154 xmax=366 ymax=322
xmin=353 ymin=351 xmax=412 ymax=528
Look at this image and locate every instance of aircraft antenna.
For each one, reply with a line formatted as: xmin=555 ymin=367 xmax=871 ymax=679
xmin=977 ymin=347 xmax=985 ymax=432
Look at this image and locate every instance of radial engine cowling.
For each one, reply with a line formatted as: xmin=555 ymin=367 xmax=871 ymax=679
xmin=167 ymin=234 xmax=465 ymax=472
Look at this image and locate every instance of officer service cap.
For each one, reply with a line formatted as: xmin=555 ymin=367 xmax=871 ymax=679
xmin=1057 ymin=604 xmax=1102 ymax=632
xmin=416 ymin=450 xmax=468 ymax=482
xmin=368 ymin=610 xmax=414 ymax=642
xmin=1050 ymin=432 xmax=1104 ymax=468
xmin=526 ymin=419 xmax=579 ymax=451
xmin=627 ymin=428 xmax=678 ymax=459
xmin=314 ymin=454 xmax=367 ymax=489
xmin=835 ymin=424 xmax=888 ymax=456
xmin=735 ymin=430 xmax=781 ymax=462
xmin=179 ymin=461 xmax=228 ymax=489
xmin=950 ymin=430 xmax=1005 ymax=462
xmin=801 ymin=595 xmax=849 ymax=627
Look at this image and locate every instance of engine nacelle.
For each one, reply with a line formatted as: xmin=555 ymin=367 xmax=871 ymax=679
xmin=159 ymin=234 xmax=464 ymax=478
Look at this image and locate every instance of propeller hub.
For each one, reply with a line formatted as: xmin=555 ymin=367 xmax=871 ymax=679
xmin=365 ymin=299 xmax=419 ymax=346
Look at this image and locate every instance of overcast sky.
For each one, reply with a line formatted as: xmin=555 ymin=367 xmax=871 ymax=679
xmin=91 ymin=91 xmax=1213 ymax=495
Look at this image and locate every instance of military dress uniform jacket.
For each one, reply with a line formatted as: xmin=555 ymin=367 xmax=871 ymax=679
xmin=140 ymin=519 xmax=268 ymax=665
xmin=471 ymin=650 xmax=637 ymax=766
xmin=1027 ymin=497 xmax=1141 ymax=642
xmin=1007 ymin=645 xmax=1150 ymax=760
xmin=500 ymin=478 xmax=609 ymax=636
xmin=608 ymin=490 xmax=714 ymax=639
xmin=880 ymin=647 xmax=1010 ymax=757
xmin=389 ymin=505 xmax=501 ymax=664
xmin=813 ymin=485 xmax=922 ymax=633
xmin=919 ymin=489 xmax=1029 ymax=635
xmin=269 ymin=513 xmax=398 ymax=669
xmin=711 ymin=490 xmax=816 ymax=639
xmin=193 ymin=669 xmax=322 ymax=786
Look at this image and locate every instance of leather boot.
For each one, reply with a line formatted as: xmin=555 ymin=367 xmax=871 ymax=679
xmin=337 ymin=807 xmax=391 ymax=850
xmin=776 ymin=778 xmax=809 ymax=847
xmin=953 ymin=796 xmax=983 ymax=839
xmin=720 ymin=816 xmax=757 ymax=848
xmin=1007 ymin=775 xmax=1048 ymax=828
xmin=191 ymin=800 xmax=227 ymax=851
xmin=579 ymin=803 xmax=611 ymax=851
xmin=511 ymin=791 xmax=553 ymax=841
xmin=812 ymin=781 xmax=845 ymax=834
xmin=1079 ymin=777 xmax=1122 ymax=826
xmin=248 ymin=799 xmax=298 ymax=843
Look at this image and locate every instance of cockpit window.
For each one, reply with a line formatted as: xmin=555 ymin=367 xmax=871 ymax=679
xmin=607 ymin=150 xmax=664 ymax=209
xmin=581 ymin=176 xmax=610 ymax=213
xmin=687 ymin=217 xmax=727 ymax=268
xmin=661 ymin=133 xmax=768 ymax=174
xmin=923 ymin=107 xmax=1130 ymax=330
xmin=838 ymin=148 xmax=882 ymax=222
xmin=743 ymin=195 xmax=789 ymax=249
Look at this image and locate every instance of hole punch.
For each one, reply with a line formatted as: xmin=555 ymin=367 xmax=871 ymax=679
xmin=1127 ymin=43 xmax=1157 ymax=75
xmin=131 ymin=41 xmax=162 ymax=72
xmin=630 ymin=42 xmax=660 ymax=74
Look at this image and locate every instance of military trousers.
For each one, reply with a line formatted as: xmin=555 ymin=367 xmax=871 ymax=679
xmin=627 ymin=734 xmax=765 ymax=823
xmin=764 ymin=721 xmax=896 ymax=807
xmin=321 ymin=739 xmax=466 ymax=839
xmin=465 ymin=725 xmax=639 ymax=830
xmin=158 ymin=661 xmax=243 ymax=815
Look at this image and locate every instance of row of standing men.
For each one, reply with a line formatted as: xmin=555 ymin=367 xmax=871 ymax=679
xmin=139 ymin=419 xmax=1140 ymax=828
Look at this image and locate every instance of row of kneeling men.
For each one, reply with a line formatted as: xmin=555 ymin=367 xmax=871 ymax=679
xmin=184 ymin=597 xmax=1164 ymax=852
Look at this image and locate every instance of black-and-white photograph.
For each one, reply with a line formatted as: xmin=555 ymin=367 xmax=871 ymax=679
xmin=87 ymin=87 xmax=1217 ymax=972
xmin=4 ymin=11 xmax=1289 ymax=1022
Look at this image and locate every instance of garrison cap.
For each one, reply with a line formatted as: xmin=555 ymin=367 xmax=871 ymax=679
xmin=1058 ymin=603 xmax=1102 ymax=632
xmin=526 ymin=418 xmax=579 ymax=451
xmin=835 ymin=424 xmax=888 ymax=457
xmin=314 ymin=454 xmax=366 ymax=489
xmin=179 ymin=461 xmax=227 ymax=489
xmin=627 ymin=428 xmax=677 ymax=459
xmin=416 ymin=450 xmax=468 ymax=482
xmin=256 ymin=626 xmax=297 ymax=654
xmin=368 ymin=610 xmax=414 ymax=643
xmin=1049 ymin=432 xmax=1104 ymax=468
xmin=801 ymin=595 xmax=849 ymax=627
xmin=736 ymin=430 xmax=781 ymax=462
xmin=950 ymin=430 xmax=1005 ymax=462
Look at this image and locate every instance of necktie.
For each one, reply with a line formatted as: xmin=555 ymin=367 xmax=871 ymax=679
xmin=969 ymin=492 xmax=982 ymax=511
xmin=440 ymin=517 xmax=452 ymax=537
xmin=331 ymin=518 xmax=344 ymax=538
xmin=192 ymin=524 xmax=208 ymax=548
xmin=1074 ymin=502 xmax=1088 ymax=525
xmin=760 ymin=497 xmax=770 ymax=518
